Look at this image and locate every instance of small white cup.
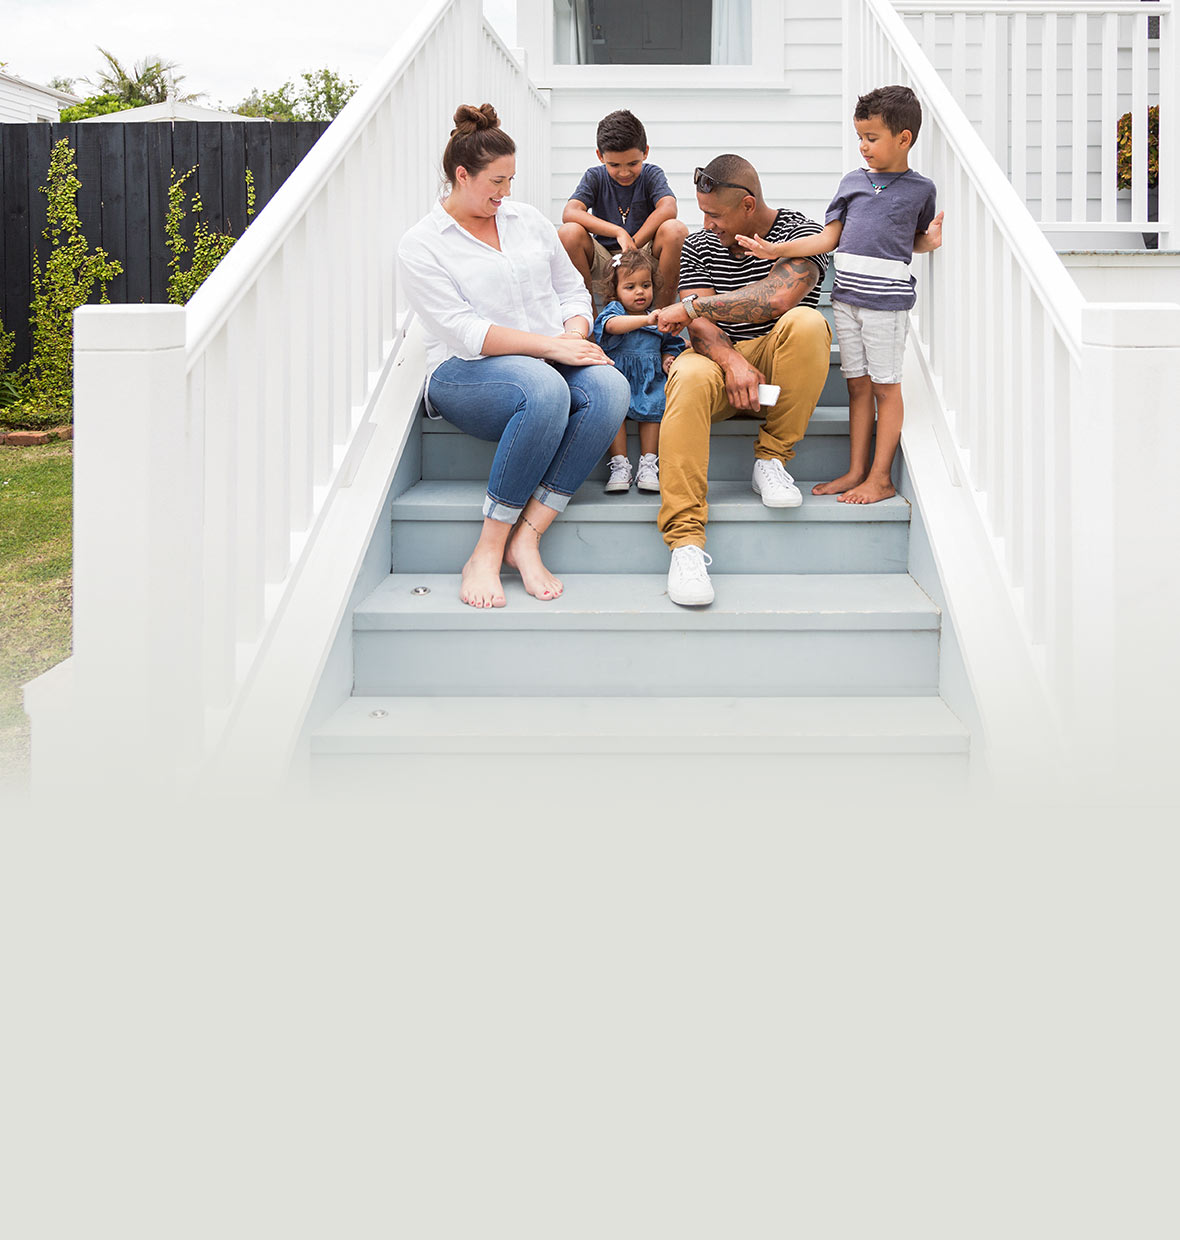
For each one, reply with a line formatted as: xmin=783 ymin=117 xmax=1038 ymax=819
xmin=758 ymin=383 xmax=781 ymax=406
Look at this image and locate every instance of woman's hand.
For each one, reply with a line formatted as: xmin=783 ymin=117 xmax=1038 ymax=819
xmin=546 ymin=334 xmax=614 ymax=366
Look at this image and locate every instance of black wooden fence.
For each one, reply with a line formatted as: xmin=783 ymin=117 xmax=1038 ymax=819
xmin=0 ymin=120 xmax=329 ymax=367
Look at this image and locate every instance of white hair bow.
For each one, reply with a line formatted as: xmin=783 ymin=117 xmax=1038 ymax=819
xmin=611 ymin=254 xmax=622 ymax=267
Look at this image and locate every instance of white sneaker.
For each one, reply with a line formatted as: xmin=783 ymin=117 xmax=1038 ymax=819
xmin=667 ymin=545 xmax=714 ymax=606
xmin=636 ymin=452 xmax=660 ymax=493
xmin=752 ymin=458 xmax=803 ymax=508
xmin=605 ymin=455 xmax=633 ymax=493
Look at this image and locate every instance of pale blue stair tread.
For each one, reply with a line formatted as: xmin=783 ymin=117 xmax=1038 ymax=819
xmin=311 ymin=695 xmax=969 ymax=755
xmin=423 ymin=404 xmax=854 ymax=436
xmin=390 ymin=480 xmax=911 ymax=523
xmin=355 ymin=573 xmax=939 ymax=631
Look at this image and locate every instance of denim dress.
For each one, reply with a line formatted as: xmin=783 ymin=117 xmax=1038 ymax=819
xmin=591 ymin=301 xmax=686 ymax=423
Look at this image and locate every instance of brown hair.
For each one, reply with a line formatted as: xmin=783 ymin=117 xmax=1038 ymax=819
xmin=855 ymin=85 xmax=923 ymax=145
xmin=607 ymin=247 xmax=661 ymax=301
xmin=442 ymin=103 xmax=516 ymax=184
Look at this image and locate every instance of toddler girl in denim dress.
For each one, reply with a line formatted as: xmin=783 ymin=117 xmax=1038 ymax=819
xmin=592 ymin=249 xmax=685 ymax=494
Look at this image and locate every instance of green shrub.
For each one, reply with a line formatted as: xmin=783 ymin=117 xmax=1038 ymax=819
xmin=58 ymin=93 xmax=145 ymax=123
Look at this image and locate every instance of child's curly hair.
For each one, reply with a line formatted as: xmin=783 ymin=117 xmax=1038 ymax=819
xmin=607 ymin=248 xmax=661 ymax=302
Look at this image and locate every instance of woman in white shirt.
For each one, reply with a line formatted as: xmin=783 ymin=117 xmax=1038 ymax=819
xmin=398 ymin=103 xmax=630 ymax=608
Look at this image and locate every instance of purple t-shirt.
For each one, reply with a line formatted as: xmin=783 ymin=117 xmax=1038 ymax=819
xmin=825 ymin=167 xmax=937 ymax=310
xmin=569 ymin=163 xmax=675 ymax=252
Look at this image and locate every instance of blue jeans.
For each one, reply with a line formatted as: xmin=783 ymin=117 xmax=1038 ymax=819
xmin=427 ymin=356 xmax=630 ymax=522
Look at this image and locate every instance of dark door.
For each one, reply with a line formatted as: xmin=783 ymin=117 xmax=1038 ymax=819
xmin=589 ymin=0 xmax=714 ymax=64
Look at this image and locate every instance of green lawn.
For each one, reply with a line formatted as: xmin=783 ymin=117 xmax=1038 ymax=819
xmin=0 ymin=442 xmax=73 ymax=787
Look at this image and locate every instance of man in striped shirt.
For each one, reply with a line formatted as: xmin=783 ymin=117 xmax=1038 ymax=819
xmin=653 ymin=155 xmax=832 ymax=606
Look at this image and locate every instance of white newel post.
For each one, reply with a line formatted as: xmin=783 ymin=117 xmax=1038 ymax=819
xmin=71 ymin=306 xmax=204 ymax=795
xmin=1077 ymin=303 xmax=1180 ymax=803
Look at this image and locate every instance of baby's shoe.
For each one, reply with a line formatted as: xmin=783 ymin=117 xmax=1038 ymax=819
xmin=636 ymin=452 xmax=660 ymax=493
xmin=605 ymin=455 xmax=633 ymax=493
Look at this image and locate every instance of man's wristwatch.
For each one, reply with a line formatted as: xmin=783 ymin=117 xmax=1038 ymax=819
xmin=681 ymin=294 xmax=700 ymax=320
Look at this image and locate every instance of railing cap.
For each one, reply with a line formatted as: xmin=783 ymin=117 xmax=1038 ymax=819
xmin=74 ymin=305 xmax=186 ymax=353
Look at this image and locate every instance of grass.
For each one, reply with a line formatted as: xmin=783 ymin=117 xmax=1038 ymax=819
xmin=0 ymin=441 xmax=73 ymax=789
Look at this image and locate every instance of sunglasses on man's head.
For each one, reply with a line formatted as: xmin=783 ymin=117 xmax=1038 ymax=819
xmin=693 ymin=167 xmax=755 ymax=198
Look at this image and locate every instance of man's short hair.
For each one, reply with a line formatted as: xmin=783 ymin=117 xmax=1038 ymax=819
xmin=854 ymin=85 xmax=923 ymax=144
xmin=596 ymin=109 xmax=647 ymax=154
xmin=700 ymin=154 xmax=763 ymax=203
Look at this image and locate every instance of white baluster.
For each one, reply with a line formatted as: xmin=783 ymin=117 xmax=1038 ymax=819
xmin=1100 ymin=12 xmax=1118 ymax=226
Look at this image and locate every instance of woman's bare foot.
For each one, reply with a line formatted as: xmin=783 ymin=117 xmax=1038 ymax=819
xmin=459 ymin=549 xmax=507 ymax=608
xmin=504 ymin=523 xmax=563 ymax=600
xmin=812 ymin=471 xmax=866 ymax=496
xmin=840 ymin=477 xmax=896 ymax=504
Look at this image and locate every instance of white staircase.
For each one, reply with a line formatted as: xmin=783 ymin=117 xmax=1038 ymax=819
xmin=308 ymin=291 xmax=971 ymax=803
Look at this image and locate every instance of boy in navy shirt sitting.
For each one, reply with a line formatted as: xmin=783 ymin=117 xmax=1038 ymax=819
xmin=559 ymin=109 xmax=687 ymax=310
xmin=739 ymin=85 xmax=944 ymax=504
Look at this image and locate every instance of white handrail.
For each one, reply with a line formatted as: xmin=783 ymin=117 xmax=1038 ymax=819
xmin=850 ymin=0 xmax=1180 ymax=786
xmin=893 ymin=0 xmax=1173 ymax=237
xmin=186 ymin=0 xmax=457 ymax=362
xmin=61 ymin=0 xmax=552 ymax=789
xmin=855 ymin=0 xmax=1085 ymax=344
xmin=894 ymin=2 xmax=1169 ymax=13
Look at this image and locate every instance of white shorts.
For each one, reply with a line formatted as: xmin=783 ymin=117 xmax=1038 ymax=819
xmin=832 ymin=301 xmax=909 ymax=385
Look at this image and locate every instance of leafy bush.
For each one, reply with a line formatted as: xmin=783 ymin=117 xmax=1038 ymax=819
xmin=1116 ymin=106 xmax=1160 ymax=191
xmin=236 ymin=67 xmax=357 ymax=122
xmin=59 ymin=93 xmax=144 ymax=123
xmin=165 ymin=166 xmax=255 ymax=305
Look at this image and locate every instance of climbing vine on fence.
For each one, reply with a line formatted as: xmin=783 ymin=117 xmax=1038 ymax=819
xmin=0 ymin=139 xmax=122 ymax=428
xmin=166 ymin=166 xmax=255 ymax=305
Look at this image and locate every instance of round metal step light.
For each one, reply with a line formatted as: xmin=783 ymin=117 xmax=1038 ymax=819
xmin=369 ymin=709 xmax=389 ymax=719
xmin=411 ymin=586 xmax=431 ymax=595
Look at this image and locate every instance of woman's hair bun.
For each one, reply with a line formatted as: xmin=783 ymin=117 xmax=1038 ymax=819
xmin=451 ymin=103 xmax=500 ymax=138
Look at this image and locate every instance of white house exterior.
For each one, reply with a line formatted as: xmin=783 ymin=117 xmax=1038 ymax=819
xmin=0 ymin=69 xmax=79 ymax=121
xmin=21 ymin=0 xmax=1179 ymax=814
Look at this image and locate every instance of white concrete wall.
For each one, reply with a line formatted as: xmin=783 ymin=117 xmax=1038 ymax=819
xmin=1060 ymin=250 xmax=1180 ymax=300
xmin=539 ymin=0 xmax=844 ymax=227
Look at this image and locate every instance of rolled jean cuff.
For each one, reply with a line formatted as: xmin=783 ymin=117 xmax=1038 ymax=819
xmin=532 ymin=482 xmax=573 ymax=512
xmin=483 ymin=493 xmax=524 ymax=523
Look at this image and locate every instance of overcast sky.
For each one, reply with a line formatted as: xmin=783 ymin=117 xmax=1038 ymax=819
xmin=1 ymin=0 xmax=517 ymax=109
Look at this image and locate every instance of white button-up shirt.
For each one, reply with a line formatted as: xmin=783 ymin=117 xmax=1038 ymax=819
xmin=397 ymin=200 xmax=593 ymax=373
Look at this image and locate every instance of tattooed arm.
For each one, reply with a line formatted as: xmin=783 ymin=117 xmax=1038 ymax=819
xmin=696 ymin=257 xmax=819 ymax=324
xmin=654 ymin=258 xmax=820 ymax=335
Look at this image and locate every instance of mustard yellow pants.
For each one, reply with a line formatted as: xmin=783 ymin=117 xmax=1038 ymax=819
xmin=657 ymin=307 xmax=832 ymax=549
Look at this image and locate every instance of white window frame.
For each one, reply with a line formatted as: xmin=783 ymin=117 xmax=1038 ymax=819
xmin=518 ymin=0 xmax=787 ymax=90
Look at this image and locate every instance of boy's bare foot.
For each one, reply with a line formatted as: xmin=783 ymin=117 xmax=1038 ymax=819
xmin=812 ymin=471 xmax=866 ymax=496
xmin=840 ymin=478 xmax=896 ymax=504
xmin=459 ymin=550 xmax=507 ymax=608
xmin=504 ymin=525 xmax=563 ymax=600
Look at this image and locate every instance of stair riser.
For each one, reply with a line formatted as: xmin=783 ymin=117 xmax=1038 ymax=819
xmin=310 ymin=751 xmax=968 ymax=804
xmin=391 ymin=519 xmax=910 ymax=575
xmin=422 ymin=432 xmax=858 ymax=483
xmin=352 ymin=629 xmax=939 ymax=697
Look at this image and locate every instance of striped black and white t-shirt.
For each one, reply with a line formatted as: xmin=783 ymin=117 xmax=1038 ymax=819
xmin=678 ymin=209 xmax=827 ymax=341
xmin=826 ymin=167 xmax=937 ymax=311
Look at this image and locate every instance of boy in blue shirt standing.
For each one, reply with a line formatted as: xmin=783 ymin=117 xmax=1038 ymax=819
xmin=559 ymin=109 xmax=688 ymax=310
xmin=739 ymin=85 xmax=944 ymax=504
